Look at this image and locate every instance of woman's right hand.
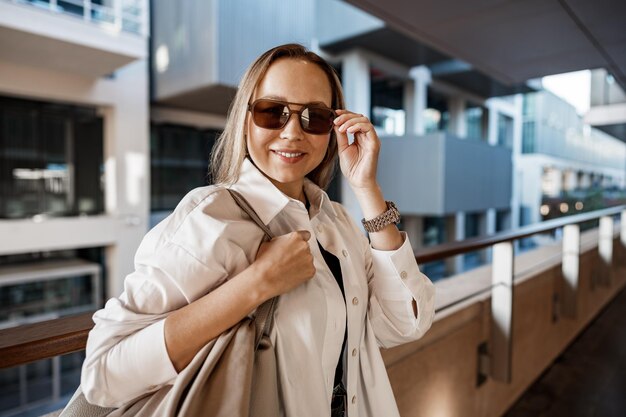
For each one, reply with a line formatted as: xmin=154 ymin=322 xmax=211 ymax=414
xmin=254 ymin=230 xmax=316 ymax=298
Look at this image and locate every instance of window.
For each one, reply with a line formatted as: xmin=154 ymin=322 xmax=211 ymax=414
xmin=150 ymin=124 xmax=220 ymax=212
xmin=370 ymin=71 xmax=405 ymax=136
xmin=465 ymin=105 xmax=488 ymax=141
xmin=463 ymin=212 xmax=483 ymax=270
xmin=425 ymin=88 xmax=450 ymax=134
xmin=421 ymin=216 xmax=447 ymax=281
xmin=0 ymin=248 xmax=104 ymax=415
xmin=497 ymin=114 xmax=514 ymax=149
xmin=0 ymin=96 xmax=104 ymax=219
xmin=522 ymin=120 xmax=536 ymax=153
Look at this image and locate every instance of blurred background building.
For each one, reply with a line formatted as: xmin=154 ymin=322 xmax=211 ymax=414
xmin=0 ymin=0 xmax=625 ymax=416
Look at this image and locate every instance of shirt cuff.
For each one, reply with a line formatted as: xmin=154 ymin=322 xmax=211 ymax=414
xmin=370 ymin=231 xmax=424 ymax=299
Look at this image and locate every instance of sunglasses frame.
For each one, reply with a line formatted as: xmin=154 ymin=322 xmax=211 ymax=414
xmin=247 ymin=98 xmax=336 ymax=135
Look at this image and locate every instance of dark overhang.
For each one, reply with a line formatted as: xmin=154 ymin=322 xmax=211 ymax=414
xmin=321 ymin=26 xmax=534 ymax=98
xmin=344 ymin=0 xmax=626 ymax=91
xmin=596 ymin=124 xmax=626 ymax=143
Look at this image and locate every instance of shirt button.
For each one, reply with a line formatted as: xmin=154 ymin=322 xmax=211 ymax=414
xmin=352 ymin=395 xmax=357 ymax=404
xmin=352 ymin=348 xmax=357 ymax=357
xmin=342 ymin=249 xmax=348 ymax=257
xmin=317 ymin=225 xmax=323 ymax=233
xmin=352 ymin=297 xmax=359 ymax=305
xmin=400 ymin=270 xmax=408 ymax=279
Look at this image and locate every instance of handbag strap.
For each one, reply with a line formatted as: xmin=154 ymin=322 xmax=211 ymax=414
xmin=226 ymin=188 xmax=278 ymax=348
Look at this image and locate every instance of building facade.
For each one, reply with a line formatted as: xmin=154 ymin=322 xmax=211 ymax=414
xmin=1 ymin=0 xmax=625 ymax=415
xmin=518 ymin=89 xmax=626 ymax=227
xmin=0 ymin=0 xmax=149 ymax=414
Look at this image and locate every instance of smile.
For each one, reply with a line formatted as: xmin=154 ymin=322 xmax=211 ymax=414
xmin=274 ymin=151 xmax=304 ymax=158
xmin=271 ymin=150 xmax=306 ymax=163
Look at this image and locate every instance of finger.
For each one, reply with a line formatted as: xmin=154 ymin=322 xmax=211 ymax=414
xmin=333 ymin=111 xmax=362 ymax=126
xmin=346 ymin=122 xmax=375 ymax=135
xmin=338 ymin=116 xmax=370 ymax=132
xmin=334 ymin=124 xmax=350 ymax=152
xmin=296 ymin=230 xmax=311 ymax=241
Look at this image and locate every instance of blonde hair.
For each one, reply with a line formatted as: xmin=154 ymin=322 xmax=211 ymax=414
xmin=209 ymin=43 xmax=345 ymax=189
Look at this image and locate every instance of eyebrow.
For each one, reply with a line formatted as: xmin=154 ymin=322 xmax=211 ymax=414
xmin=260 ymin=95 xmax=331 ymax=107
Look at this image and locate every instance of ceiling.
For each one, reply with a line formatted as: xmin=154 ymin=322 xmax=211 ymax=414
xmin=344 ymin=0 xmax=626 ymax=90
xmin=322 ymin=26 xmax=534 ymax=97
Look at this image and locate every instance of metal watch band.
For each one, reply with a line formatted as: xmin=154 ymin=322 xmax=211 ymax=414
xmin=361 ymin=201 xmax=400 ymax=233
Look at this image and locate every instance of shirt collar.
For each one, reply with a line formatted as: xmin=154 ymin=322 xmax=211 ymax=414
xmin=303 ymin=177 xmax=339 ymax=220
xmin=227 ymin=157 xmax=338 ymax=226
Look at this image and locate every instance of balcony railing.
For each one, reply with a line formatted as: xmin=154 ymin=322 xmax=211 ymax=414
xmin=0 ymin=205 xmax=624 ymax=382
xmin=7 ymin=0 xmax=148 ymax=36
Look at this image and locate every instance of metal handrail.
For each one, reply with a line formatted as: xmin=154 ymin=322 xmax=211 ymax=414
xmin=414 ymin=205 xmax=624 ymax=263
xmin=8 ymin=0 xmax=147 ymax=36
xmin=0 ymin=204 xmax=624 ymax=370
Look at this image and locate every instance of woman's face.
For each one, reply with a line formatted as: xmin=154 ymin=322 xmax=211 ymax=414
xmin=246 ymin=58 xmax=333 ymax=199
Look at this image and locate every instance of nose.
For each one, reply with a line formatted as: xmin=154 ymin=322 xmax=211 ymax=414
xmin=279 ymin=111 xmax=304 ymax=141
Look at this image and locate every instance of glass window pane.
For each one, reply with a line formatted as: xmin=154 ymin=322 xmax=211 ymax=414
xmin=0 ymin=96 xmax=104 ymax=219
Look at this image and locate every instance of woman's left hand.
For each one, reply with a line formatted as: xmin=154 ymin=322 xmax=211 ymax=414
xmin=334 ymin=109 xmax=381 ymax=190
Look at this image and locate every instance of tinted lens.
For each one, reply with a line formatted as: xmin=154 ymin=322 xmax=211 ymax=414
xmin=301 ymin=106 xmax=335 ymax=134
xmin=252 ymin=100 xmax=289 ymax=129
xmin=251 ymin=100 xmax=335 ymax=134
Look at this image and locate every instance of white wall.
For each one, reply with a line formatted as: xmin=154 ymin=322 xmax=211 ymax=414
xmin=0 ymin=58 xmax=150 ymax=298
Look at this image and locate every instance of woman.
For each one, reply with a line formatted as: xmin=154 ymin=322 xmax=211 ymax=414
xmin=81 ymin=44 xmax=435 ymax=417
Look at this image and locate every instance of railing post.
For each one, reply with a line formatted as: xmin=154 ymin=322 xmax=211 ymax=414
xmin=490 ymin=241 xmax=514 ymax=383
xmin=621 ymin=210 xmax=626 ymax=248
xmin=599 ymin=216 xmax=614 ymax=286
xmin=562 ymin=224 xmax=580 ymax=318
xmin=141 ymin=0 xmax=150 ymax=37
xmin=114 ymin=0 xmax=122 ymax=32
xmin=52 ymin=355 xmax=61 ymax=400
xmin=83 ymin=0 xmax=91 ymax=22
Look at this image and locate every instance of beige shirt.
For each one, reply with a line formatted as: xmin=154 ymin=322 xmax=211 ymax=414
xmin=81 ymin=157 xmax=435 ymax=416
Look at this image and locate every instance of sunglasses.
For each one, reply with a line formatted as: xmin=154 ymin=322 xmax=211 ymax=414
xmin=247 ymin=99 xmax=336 ymax=135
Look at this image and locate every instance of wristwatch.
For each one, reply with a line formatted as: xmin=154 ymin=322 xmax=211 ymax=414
xmin=361 ymin=201 xmax=401 ymax=233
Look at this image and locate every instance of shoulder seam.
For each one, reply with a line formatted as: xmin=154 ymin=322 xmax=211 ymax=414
xmin=169 ymin=185 xmax=229 ymax=238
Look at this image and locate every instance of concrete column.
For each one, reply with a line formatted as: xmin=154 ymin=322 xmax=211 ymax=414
xmin=543 ymin=167 xmax=563 ymax=198
xmin=445 ymin=212 xmax=465 ymax=275
xmin=408 ymin=66 xmax=431 ymax=136
xmin=403 ymin=80 xmax=415 ymax=136
xmin=448 ymin=98 xmax=467 ymax=138
xmin=340 ymin=50 xmax=370 ymax=228
xmin=342 ymin=50 xmax=370 ymax=118
xmin=510 ymin=94 xmax=523 ymax=255
xmin=402 ymin=215 xmax=424 ymax=252
xmin=519 ymin=162 xmax=543 ymax=226
xmin=103 ymin=60 xmax=150 ymax=298
xmin=563 ymin=170 xmax=577 ymax=192
xmin=487 ymin=104 xmax=498 ymax=146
